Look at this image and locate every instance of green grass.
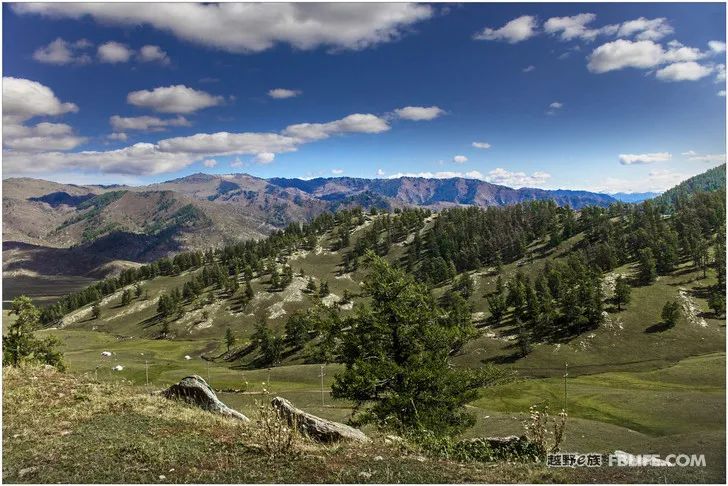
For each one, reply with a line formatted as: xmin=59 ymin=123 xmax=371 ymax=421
xmin=4 ymin=366 xmax=719 ymax=484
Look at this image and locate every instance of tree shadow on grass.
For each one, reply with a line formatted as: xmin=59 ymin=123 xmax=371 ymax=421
xmin=645 ymin=321 xmax=672 ymax=333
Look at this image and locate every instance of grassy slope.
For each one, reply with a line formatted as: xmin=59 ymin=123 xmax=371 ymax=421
xmin=3 ymin=366 xmax=716 ymax=484
xmin=4 ymin=211 xmax=726 ymax=482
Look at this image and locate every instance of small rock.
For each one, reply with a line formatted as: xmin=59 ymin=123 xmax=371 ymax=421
xmin=112 ymin=365 xmax=124 ymax=371
xmin=373 ymin=455 xmax=383 ymax=461
xmin=101 ymin=351 xmax=112 ymax=357
xmin=18 ymin=466 xmax=38 ymax=478
xmin=184 ymin=355 xmax=192 ymax=360
xmin=158 ymin=475 xmax=166 ymax=480
xmin=358 ymin=472 xmax=372 ymax=479
xmin=415 ymin=455 xmax=426 ymax=462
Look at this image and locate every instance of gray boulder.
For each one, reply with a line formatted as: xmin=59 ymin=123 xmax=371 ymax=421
xmin=163 ymin=375 xmax=250 ymax=422
xmin=271 ymin=396 xmax=370 ymax=443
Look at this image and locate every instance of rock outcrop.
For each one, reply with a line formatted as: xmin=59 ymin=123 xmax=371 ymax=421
xmin=163 ymin=375 xmax=250 ymax=422
xmin=271 ymin=396 xmax=370 ymax=443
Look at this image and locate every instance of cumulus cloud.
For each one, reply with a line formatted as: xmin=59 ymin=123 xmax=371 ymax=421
xmin=522 ymin=65 xmax=535 ymax=73
xmin=472 ymin=142 xmax=491 ymax=149
xmin=33 ymin=38 xmax=92 ymax=65
xmin=202 ymin=158 xmax=217 ymax=168
xmin=376 ymin=168 xmax=385 ymax=176
xmin=617 ymin=17 xmax=673 ymax=41
xmin=618 ymin=152 xmax=672 ymax=165
xmin=587 ymin=39 xmax=664 ymax=73
xmin=110 ymin=115 xmax=190 ymax=132
xmin=127 ymin=85 xmax=224 ymax=114
xmin=3 ymin=77 xmax=79 ymax=123
xmin=268 ymin=88 xmax=301 ymax=99
xmin=655 ymin=61 xmax=713 ymax=82
xmin=13 ymin=3 xmax=433 ymax=53
xmin=452 ymin=155 xmax=468 ymax=164
xmin=97 ymin=41 xmax=133 ymax=63
xmin=331 ymin=168 xmax=344 ymax=175
xmin=715 ymin=64 xmax=726 ymax=82
xmin=709 ymin=40 xmax=726 ymax=53
xmin=138 ymin=45 xmax=170 ymax=65
xmin=544 ymin=13 xmax=618 ymax=42
xmin=230 ymin=157 xmax=245 ymax=168
xmin=2 ymin=77 xmax=85 ymax=152
xmin=484 ymin=168 xmax=552 ymax=188
xmin=3 ymin=105 xmax=438 ymax=176
xmin=719 ymin=90 xmax=726 ymax=97
xmin=283 ymin=113 xmax=390 ymax=141
xmin=474 ymin=15 xmax=537 ymax=43
xmin=549 ymin=101 xmax=563 ymax=109
xmin=254 ymin=152 xmax=275 ymax=164
xmin=393 ymin=106 xmax=445 ymax=121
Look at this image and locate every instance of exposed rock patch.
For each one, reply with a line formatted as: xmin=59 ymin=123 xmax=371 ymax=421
xmin=271 ymin=396 xmax=370 ymax=443
xmin=162 ymin=375 xmax=250 ymax=422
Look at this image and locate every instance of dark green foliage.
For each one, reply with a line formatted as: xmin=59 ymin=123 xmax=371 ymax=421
xmin=638 ymin=248 xmax=657 ymax=285
xmin=3 ymin=296 xmax=65 ymax=370
xmin=120 ymin=289 xmax=132 ymax=306
xmin=653 ymin=164 xmax=725 ymax=209
xmin=661 ymin=301 xmax=681 ymax=328
xmin=91 ymin=303 xmax=101 ymax=320
xmin=614 ymin=275 xmax=631 ymax=311
xmin=332 ymin=253 xmax=509 ymax=436
xmin=225 ymin=328 xmax=236 ymax=352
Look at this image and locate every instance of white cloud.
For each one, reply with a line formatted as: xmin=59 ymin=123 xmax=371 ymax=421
xmin=683 ymin=151 xmax=726 ymax=163
xmin=14 ymin=3 xmax=433 ymax=53
xmin=549 ymin=101 xmax=563 ymax=109
xmin=3 ymin=121 xmax=86 ymax=152
xmin=138 ymin=45 xmax=170 ymax=65
xmin=474 ymin=15 xmax=538 ymax=44
xmin=3 ymin=77 xmax=79 ymax=123
xmin=2 ymin=77 xmax=85 ymax=152
xmin=254 ymin=152 xmax=275 ymax=164
xmin=715 ymin=64 xmax=726 ymax=82
xmin=544 ymin=13 xmax=618 ymax=42
xmin=110 ymin=115 xmax=190 ymax=132
xmin=452 ymin=155 xmax=468 ymax=164
xmin=97 ymin=41 xmax=133 ymax=63
xmin=331 ymin=168 xmax=344 ymax=175
xmin=268 ymin=88 xmax=301 ymax=99
xmin=522 ymin=65 xmax=535 ymax=73
xmin=127 ymin=85 xmax=224 ymax=114
xmin=230 ymin=157 xmax=245 ymax=168
xmin=655 ymin=61 xmax=713 ymax=82
xmin=393 ymin=106 xmax=445 ymax=121
xmin=709 ymin=40 xmax=726 ymax=54
xmin=283 ymin=113 xmax=390 ymax=141
xmin=472 ymin=142 xmax=491 ymax=149
xmin=33 ymin=38 xmax=92 ymax=65
xmin=202 ymin=158 xmax=217 ymax=168
xmin=376 ymin=168 xmax=385 ymax=176
xmin=618 ymin=152 xmax=672 ymax=165
xmin=719 ymin=90 xmax=726 ymax=97
xmin=484 ymin=168 xmax=552 ymax=188
xmin=107 ymin=132 xmax=127 ymax=141
xmin=4 ymin=108 xmax=423 ymax=176
xmin=617 ymin=17 xmax=673 ymax=41
xmin=662 ymin=41 xmax=707 ymax=63
xmin=587 ymin=39 xmax=664 ymax=73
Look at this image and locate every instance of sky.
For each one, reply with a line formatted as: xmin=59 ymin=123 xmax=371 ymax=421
xmin=2 ymin=2 xmax=726 ymax=194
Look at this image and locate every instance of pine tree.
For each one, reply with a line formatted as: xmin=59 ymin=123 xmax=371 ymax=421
xmin=92 ymin=302 xmax=101 ymax=320
xmin=225 ymin=327 xmax=236 ymax=352
xmin=661 ymin=301 xmax=681 ymax=328
xmin=638 ymin=248 xmax=657 ymax=285
xmin=121 ymin=289 xmax=132 ymax=306
xmin=332 ymin=253 xmax=510 ymax=436
xmin=3 ymin=296 xmax=65 ymax=370
xmin=614 ymin=275 xmax=631 ymax=311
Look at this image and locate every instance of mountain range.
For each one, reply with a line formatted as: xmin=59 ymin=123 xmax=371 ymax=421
xmin=0 ymin=172 xmax=630 ymax=280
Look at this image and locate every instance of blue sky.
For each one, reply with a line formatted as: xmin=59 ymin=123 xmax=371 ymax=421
xmin=3 ymin=2 xmax=726 ymax=193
